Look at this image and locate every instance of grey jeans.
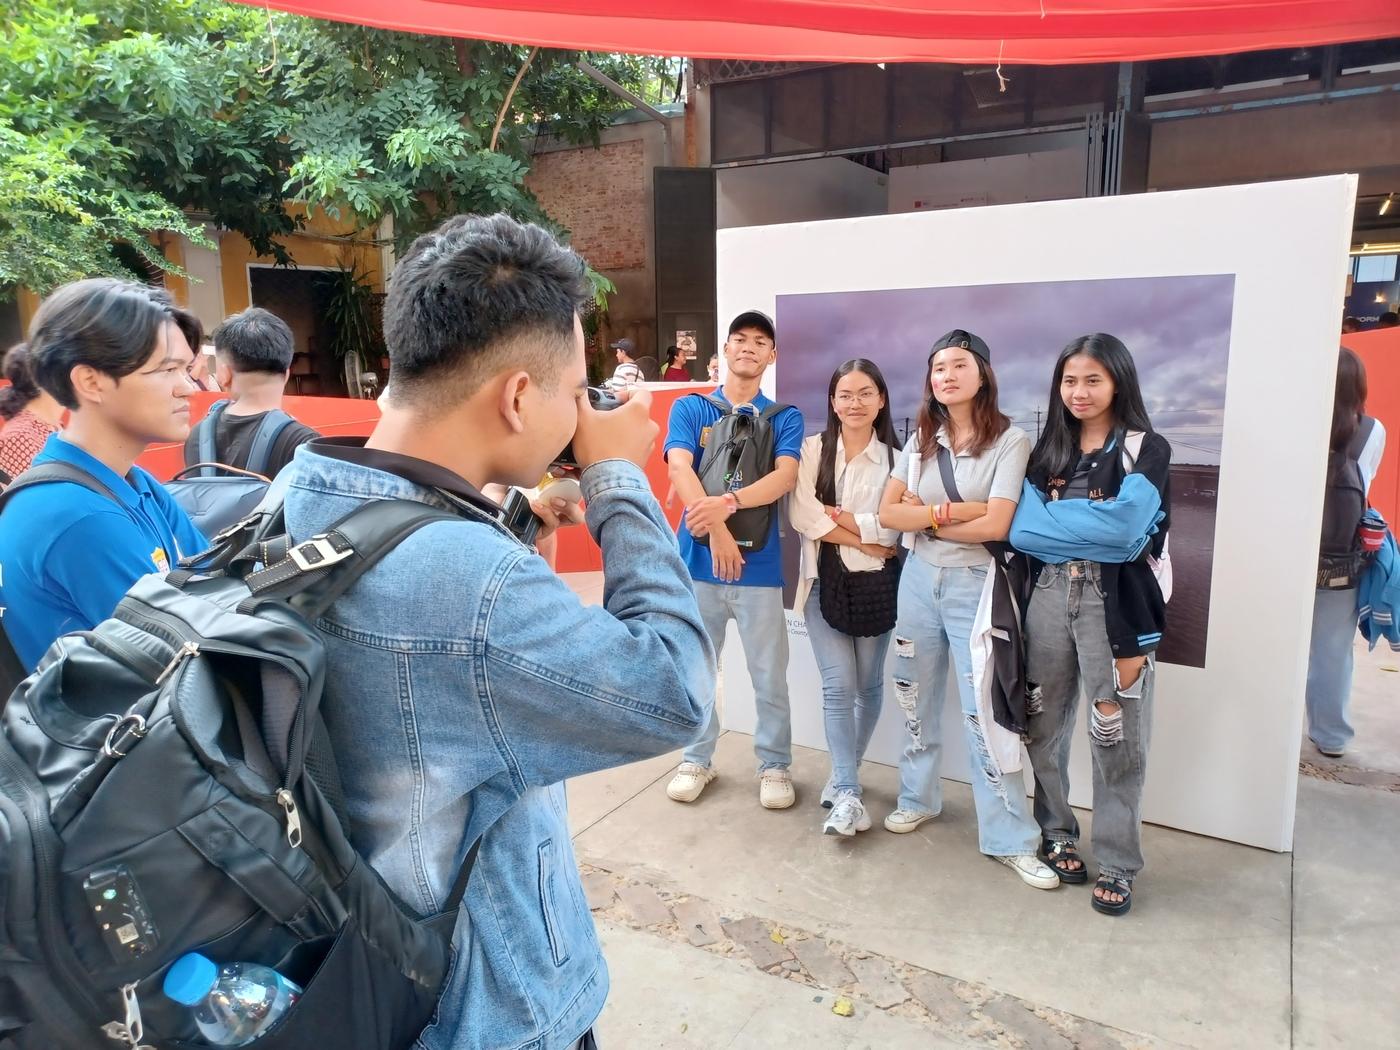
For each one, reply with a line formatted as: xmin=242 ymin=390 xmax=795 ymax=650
xmin=1024 ymin=562 xmax=1155 ymax=881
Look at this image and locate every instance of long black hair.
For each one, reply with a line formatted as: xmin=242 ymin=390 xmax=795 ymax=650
xmin=1331 ymin=346 xmax=1367 ymax=455
xmin=815 ymin=358 xmax=899 ymax=502
xmin=0 ymin=343 xmax=41 ymax=421
xmin=1028 ymin=333 xmax=1153 ymax=479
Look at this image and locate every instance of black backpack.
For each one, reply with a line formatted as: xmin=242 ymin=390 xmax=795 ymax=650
xmin=691 ymin=395 xmax=792 ymax=553
xmin=170 ymin=403 xmax=298 ymax=537
xmin=1318 ymin=415 xmax=1377 ymax=583
xmin=0 ymin=495 xmax=480 ymax=1049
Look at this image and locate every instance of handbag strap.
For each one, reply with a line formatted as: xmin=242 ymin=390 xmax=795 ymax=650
xmin=935 ymin=443 xmax=1010 ymax=564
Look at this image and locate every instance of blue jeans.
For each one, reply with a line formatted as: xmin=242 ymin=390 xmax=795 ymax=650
xmin=891 ymin=557 xmax=1040 ymax=857
xmin=803 ymin=582 xmax=890 ymax=795
xmin=684 ymin=582 xmax=792 ymax=771
xmin=1306 ymin=585 xmax=1360 ymax=752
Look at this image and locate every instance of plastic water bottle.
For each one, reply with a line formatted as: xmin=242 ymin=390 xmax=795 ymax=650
xmin=162 ymin=952 xmax=301 ymax=1046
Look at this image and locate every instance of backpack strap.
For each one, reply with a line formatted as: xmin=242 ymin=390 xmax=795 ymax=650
xmin=694 ymin=393 xmax=733 ymax=415
xmin=245 ymin=410 xmax=298 ymax=477
xmin=0 ymin=463 xmax=125 ymax=690
xmin=1120 ymin=430 xmax=1145 ymax=471
xmin=759 ymin=402 xmax=792 ymax=420
xmin=1349 ymin=416 xmax=1377 ymax=462
xmin=0 ymin=461 xmax=123 ymax=514
xmin=192 ymin=400 xmax=231 ymax=478
xmin=240 ymin=498 xmax=464 ymax=620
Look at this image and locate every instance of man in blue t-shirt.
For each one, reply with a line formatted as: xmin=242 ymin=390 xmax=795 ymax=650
xmin=663 ymin=309 xmax=805 ymax=809
xmin=0 ymin=278 xmax=209 ymax=671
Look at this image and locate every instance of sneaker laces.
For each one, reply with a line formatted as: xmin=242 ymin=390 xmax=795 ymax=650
xmin=830 ymin=793 xmax=862 ymax=824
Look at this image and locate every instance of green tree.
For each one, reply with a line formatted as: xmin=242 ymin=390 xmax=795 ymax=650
xmin=0 ymin=0 xmax=678 ymax=297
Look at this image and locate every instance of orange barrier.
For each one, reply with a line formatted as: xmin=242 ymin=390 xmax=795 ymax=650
xmin=137 ymin=385 xmax=710 ymax=572
xmin=1343 ymin=328 xmax=1400 ymax=526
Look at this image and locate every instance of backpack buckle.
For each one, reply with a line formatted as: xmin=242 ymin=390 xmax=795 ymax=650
xmin=289 ymin=535 xmax=353 ymax=572
xmin=101 ymin=714 xmax=148 ymax=759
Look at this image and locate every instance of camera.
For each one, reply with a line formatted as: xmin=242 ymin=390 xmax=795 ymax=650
xmin=552 ymin=386 xmax=622 ymax=471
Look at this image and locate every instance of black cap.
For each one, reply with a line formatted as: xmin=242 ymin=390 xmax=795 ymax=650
xmin=728 ymin=310 xmax=775 ymax=342
xmin=930 ymin=329 xmax=990 ymax=363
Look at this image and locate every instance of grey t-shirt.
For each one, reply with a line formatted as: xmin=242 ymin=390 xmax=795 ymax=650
xmin=891 ymin=425 xmax=1032 ymax=567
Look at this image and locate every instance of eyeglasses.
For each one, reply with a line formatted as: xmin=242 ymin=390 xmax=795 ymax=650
xmin=833 ymin=391 xmax=881 ymax=406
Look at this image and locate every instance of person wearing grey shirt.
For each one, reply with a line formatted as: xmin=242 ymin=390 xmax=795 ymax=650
xmin=878 ymin=330 xmax=1059 ymax=892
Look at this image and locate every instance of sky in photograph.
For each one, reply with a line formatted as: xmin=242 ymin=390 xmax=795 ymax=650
xmin=774 ymin=273 xmax=1235 ymax=465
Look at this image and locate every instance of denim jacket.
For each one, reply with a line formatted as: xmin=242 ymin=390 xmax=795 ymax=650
xmin=281 ymin=447 xmax=715 ymax=1050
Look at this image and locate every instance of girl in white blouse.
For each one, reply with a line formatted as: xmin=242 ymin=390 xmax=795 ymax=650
xmin=790 ymin=359 xmax=900 ymax=836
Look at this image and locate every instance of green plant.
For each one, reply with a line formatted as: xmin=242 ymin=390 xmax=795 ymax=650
xmin=317 ymin=262 xmax=378 ymax=396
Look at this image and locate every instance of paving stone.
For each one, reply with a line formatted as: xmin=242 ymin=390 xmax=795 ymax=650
xmin=906 ymin=970 xmax=973 ymax=1028
xmin=616 ymin=883 xmax=673 ymax=928
xmin=980 ymin=996 xmax=1075 ymax=1050
xmin=782 ymin=960 xmax=801 ymax=973
xmin=848 ymin=955 xmax=910 ymax=1009
xmin=789 ymin=937 xmax=856 ymax=989
xmin=581 ymin=871 xmax=616 ymax=911
xmin=672 ymin=899 xmax=725 ymax=947
xmin=721 ymin=915 xmax=794 ymax=970
xmin=1064 ymin=1025 xmax=1128 ymax=1050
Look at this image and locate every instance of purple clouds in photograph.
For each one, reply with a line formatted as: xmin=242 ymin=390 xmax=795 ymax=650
xmin=775 ymin=274 xmax=1235 ymax=465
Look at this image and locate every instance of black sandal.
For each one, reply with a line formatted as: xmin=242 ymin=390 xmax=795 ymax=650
xmin=1091 ymin=874 xmax=1132 ymax=916
xmin=1040 ymin=840 xmax=1088 ymax=884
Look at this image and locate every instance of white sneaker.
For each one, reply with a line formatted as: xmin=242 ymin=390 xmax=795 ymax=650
xmin=666 ymin=763 xmax=716 ymax=803
xmin=996 ymin=854 xmax=1061 ymax=890
xmin=883 ymin=808 xmax=936 ymax=834
xmin=759 ymin=768 xmax=795 ymax=810
xmin=823 ymin=792 xmax=871 ymax=836
xmin=819 ymin=776 xmax=839 ymax=809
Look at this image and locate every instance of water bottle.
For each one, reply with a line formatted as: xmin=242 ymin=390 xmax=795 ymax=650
xmin=162 ymin=952 xmax=301 ymax=1047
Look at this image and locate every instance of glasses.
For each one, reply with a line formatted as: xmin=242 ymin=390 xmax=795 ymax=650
xmin=833 ymin=391 xmax=881 ymax=406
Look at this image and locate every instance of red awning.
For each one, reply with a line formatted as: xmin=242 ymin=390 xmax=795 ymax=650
xmin=237 ymin=1 xmax=1400 ymax=65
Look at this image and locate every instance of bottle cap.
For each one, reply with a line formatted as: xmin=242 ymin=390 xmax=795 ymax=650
xmin=163 ymin=952 xmax=218 ymax=1006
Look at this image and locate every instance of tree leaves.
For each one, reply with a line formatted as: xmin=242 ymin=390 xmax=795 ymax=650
xmin=3 ymin=0 xmax=681 ymax=299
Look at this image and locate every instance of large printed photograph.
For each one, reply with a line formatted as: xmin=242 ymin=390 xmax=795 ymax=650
xmin=775 ymin=273 xmax=1235 ymax=669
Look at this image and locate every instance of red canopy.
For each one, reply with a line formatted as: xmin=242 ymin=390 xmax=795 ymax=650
xmin=240 ymin=0 xmax=1400 ymax=64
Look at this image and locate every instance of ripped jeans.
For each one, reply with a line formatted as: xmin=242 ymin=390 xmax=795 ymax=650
xmin=1024 ymin=562 xmax=1154 ymax=881
xmin=891 ymin=556 xmax=1040 ymax=857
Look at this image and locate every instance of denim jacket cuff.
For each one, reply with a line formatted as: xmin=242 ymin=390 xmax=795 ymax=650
xmin=579 ymin=459 xmax=651 ymax=501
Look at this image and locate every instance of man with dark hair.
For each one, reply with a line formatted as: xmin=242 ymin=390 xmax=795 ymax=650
xmin=1378 ymin=311 xmax=1399 ymax=328
xmin=279 ymin=212 xmax=714 ymax=1050
xmin=604 ymin=336 xmax=642 ymax=388
xmin=663 ymin=310 xmax=805 ymax=809
xmin=183 ymin=306 xmax=319 ymax=476
xmin=0 ymin=278 xmax=208 ymax=670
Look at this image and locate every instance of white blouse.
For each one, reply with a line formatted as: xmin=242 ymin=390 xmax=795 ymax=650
xmin=789 ymin=432 xmax=900 ymax=613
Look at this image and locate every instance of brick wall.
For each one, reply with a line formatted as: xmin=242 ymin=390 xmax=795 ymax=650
xmin=526 ymin=139 xmax=648 ymax=272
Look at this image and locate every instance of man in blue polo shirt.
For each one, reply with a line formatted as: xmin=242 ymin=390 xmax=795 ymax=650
xmin=0 ymin=278 xmax=208 ymax=670
xmin=664 ymin=310 xmax=805 ymax=809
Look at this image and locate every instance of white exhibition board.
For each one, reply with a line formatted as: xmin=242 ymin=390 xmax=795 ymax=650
xmin=714 ymin=175 xmax=1357 ymax=852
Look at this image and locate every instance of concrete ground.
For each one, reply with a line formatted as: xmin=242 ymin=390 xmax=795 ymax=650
xmin=562 ymin=575 xmax=1400 ymax=1048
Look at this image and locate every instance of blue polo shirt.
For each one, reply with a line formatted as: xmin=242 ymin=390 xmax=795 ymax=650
xmin=664 ymin=388 xmax=804 ymax=588
xmin=0 ymin=434 xmax=208 ymax=669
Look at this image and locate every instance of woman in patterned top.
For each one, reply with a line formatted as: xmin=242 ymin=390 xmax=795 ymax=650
xmin=0 ymin=343 xmax=64 ymax=482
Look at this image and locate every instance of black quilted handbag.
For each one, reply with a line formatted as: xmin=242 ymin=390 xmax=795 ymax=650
xmin=816 ymin=541 xmax=901 ymax=637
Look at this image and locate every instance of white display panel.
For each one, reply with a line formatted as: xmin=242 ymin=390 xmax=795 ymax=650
xmin=714 ymin=175 xmax=1357 ymax=851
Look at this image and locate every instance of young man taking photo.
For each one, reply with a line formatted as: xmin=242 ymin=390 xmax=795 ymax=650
xmin=183 ymin=306 xmax=319 ymax=477
xmin=278 ymin=213 xmax=715 ymax=1050
xmin=0 ymin=278 xmax=208 ymax=670
xmin=663 ymin=310 xmax=805 ymax=809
